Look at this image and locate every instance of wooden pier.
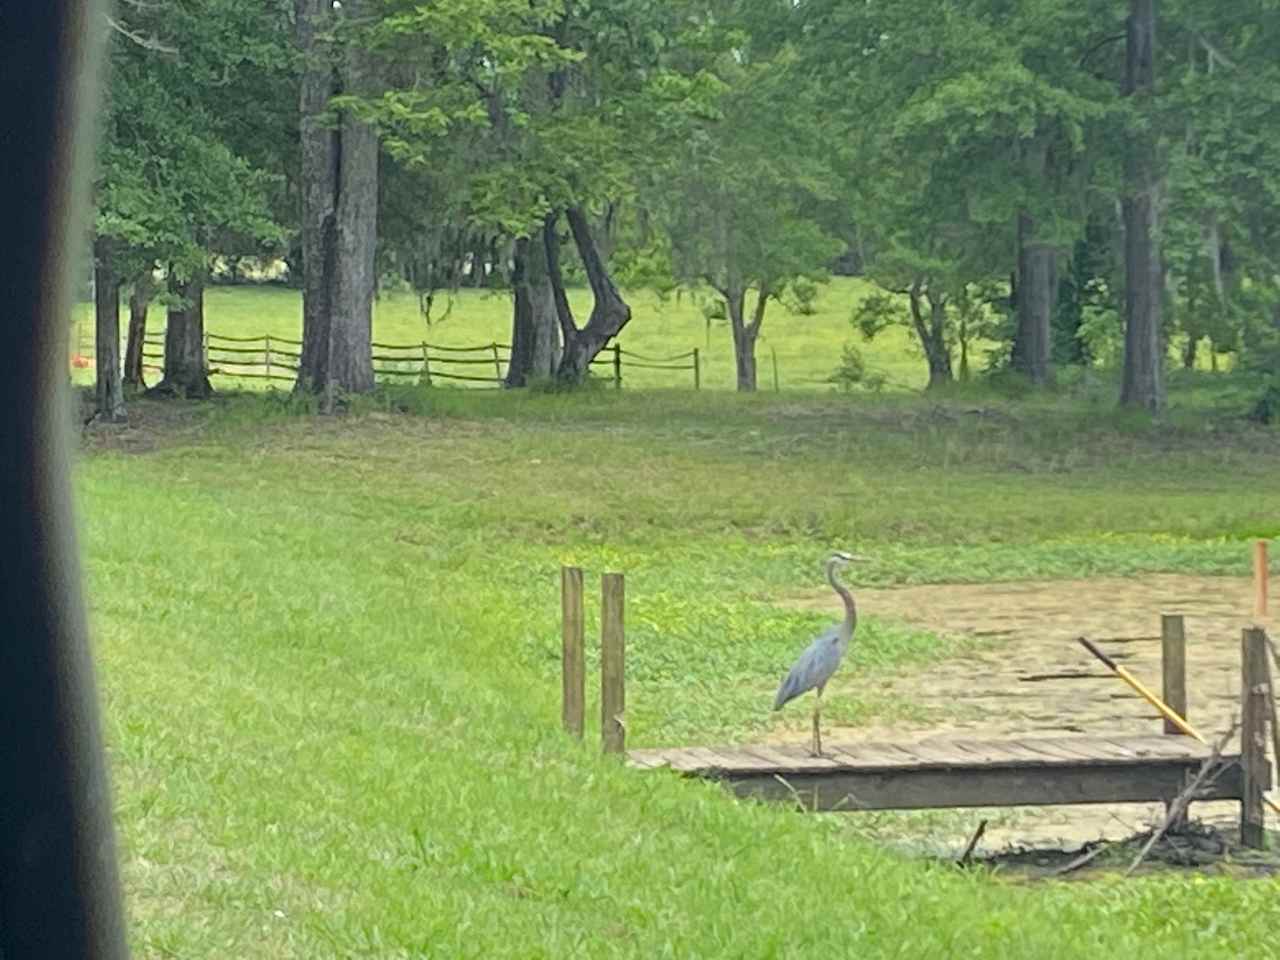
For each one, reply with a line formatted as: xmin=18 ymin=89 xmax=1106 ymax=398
xmin=560 ymin=564 xmax=1277 ymax=847
xmin=627 ymin=735 xmax=1262 ymax=813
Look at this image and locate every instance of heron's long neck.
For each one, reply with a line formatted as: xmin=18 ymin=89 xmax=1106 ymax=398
xmin=828 ymin=561 xmax=856 ymax=637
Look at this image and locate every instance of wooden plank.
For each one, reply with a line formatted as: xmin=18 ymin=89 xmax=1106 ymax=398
xmin=600 ymin=573 xmax=625 ymax=755
xmin=1242 ymin=627 xmax=1269 ymax=849
xmin=724 ymin=759 xmax=1247 ymax=812
xmin=560 ymin=566 xmax=584 ymax=739
xmin=1161 ymin=614 xmax=1188 ymax=735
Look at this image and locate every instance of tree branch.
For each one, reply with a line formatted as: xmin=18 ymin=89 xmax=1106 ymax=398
xmin=542 ymin=212 xmax=577 ymax=344
xmin=105 ymin=14 xmax=177 ymax=54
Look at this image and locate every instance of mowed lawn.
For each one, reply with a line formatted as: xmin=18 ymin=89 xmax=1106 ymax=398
xmin=80 ymin=389 xmax=1280 ymax=958
xmin=70 ymin=277 xmax=943 ymax=391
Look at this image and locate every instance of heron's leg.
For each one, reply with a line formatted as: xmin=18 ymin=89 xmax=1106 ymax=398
xmin=811 ymin=685 xmax=824 ymax=758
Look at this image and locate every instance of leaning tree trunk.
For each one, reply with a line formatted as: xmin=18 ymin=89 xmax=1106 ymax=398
xmin=1012 ymin=210 xmax=1055 ymax=386
xmin=505 ymin=228 xmax=561 ymax=387
xmin=1119 ymin=0 xmax=1164 ymax=412
xmin=294 ymin=0 xmax=377 ymax=402
xmin=149 ymin=272 xmax=211 ymax=399
xmin=123 ymin=268 xmax=153 ymax=388
xmin=92 ymin=235 xmax=125 ymax=422
xmin=552 ymin=207 xmax=632 ymax=383
xmin=908 ymin=283 xmax=954 ymax=390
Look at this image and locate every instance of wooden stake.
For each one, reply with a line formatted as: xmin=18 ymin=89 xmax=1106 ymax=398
xmin=1255 ymin=540 xmax=1269 ymax=622
xmin=1161 ymin=614 xmax=1187 ymax=736
xmin=692 ymin=348 xmax=701 ymax=391
xmin=560 ymin=566 xmax=584 ymax=739
xmin=1241 ymin=627 xmax=1269 ymax=849
xmin=601 ymin=572 xmax=626 ymax=754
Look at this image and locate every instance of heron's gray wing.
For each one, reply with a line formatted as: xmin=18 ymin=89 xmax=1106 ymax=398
xmin=772 ymin=624 xmax=842 ymax=710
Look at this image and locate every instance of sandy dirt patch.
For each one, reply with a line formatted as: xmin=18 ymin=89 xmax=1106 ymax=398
xmin=774 ymin=574 xmax=1277 ymax=852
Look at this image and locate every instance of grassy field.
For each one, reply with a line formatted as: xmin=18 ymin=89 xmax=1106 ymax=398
xmin=70 ymin=278 xmax=964 ymax=392
xmin=78 ymin=383 xmax=1280 ymax=958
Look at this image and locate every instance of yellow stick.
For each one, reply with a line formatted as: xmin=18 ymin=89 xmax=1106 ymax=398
xmin=1078 ymin=636 xmax=1280 ymax=816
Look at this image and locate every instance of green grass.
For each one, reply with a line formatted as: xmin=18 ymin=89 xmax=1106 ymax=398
xmin=69 ymin=277 xmax=941 ymax=391
xmin=80 ymin=388 xmax=1280 ymax=957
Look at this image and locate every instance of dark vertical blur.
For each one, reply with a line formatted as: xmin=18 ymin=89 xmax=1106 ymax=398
xmin=0 ymin=2 xmax=130 ymax=958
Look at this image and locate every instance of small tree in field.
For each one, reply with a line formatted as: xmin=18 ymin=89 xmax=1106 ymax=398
xmin=653 ymin=33 xmax=840 ymax=391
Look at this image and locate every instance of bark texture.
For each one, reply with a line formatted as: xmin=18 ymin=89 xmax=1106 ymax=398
xmin=1012 ymin=211 xmax=1056 ymax=386
xmin=505 ymin=228 xmax=561 ymax=387
xmin=909 ymin=282 xmax=953 ymax=389
xmin=92 ymin=236 xmax=126 ymax=421
xmin=552 ymin=207 xmax=633 ymax=383
xmin=124 ymin=269 xmax=153 ymax=387
xmin=149 ymin=272 xmax=211 ymax=399
xmin=294 ymin=0 xmax=377 ymax=401
xmin=1119 ymin=0 xmax=1165 ymax=412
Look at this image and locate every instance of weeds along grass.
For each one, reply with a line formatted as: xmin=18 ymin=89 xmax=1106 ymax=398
xmin=80 ymin=389 xmax=1280 ymax=957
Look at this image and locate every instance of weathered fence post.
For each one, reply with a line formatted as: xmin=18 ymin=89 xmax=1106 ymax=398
xmin=601 ymin=572 xmax=625 ymax=754
xmin=1161 ymin=614 xmax=1187 ymax=735
xmin=491 ymin=342 xmax=502 ymax=383
xmin=202 ymin=330 xmax=210 ymax=366
xmin=771 ymin=346 xmax=780 ymax=393
xmin=264 ymin=334 xmax=273 ymax=382
xmin=1241 ymin=626 xmax=1269 ymax=849
xmin=421 ymin=342 xmax=432 ymax=387
xmin=561 ymin=566 xmax=585 ymax=739
xmin=692 ymin=348 xmax=701 ymax=391
xmin=1255 ymin=540 xmax=1269 ymax=622
xmin=613 ymin=343 xmax=622 ymax=389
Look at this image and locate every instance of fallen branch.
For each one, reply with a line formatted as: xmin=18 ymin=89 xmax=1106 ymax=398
xmin=1126 ymin=719 xmax=1238 ymax=876
xmin=1048 ymin=843 xmax=1108 ymax=877
xmin=957 ymin=819 xmax=988 ymax=866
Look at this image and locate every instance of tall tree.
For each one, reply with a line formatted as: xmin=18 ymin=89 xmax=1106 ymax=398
xmin=91 ymin=236 xmax=126 ymax=421
xmin=295 ymin=0 xmax=379 ymax=400
xmin=1120 ymin=0 xmax=1164 ymax=411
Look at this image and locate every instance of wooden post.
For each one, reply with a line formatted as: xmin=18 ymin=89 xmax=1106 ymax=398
xmin=1241 ymin=627 xmax=1269 ymax=849
xmin=422 ymin=342 xmax=432 ymax=386
xmin=1160 ymin=614 xmax=1187 ymax=735
xmin=264 ymin=334 xmax=273 ymax=381
xmin=491 ymin=342 xmax=502 ymax=383
xmin=560 ymin=566 xmax=584 ymax=739
xmin=601 ymin=572 xmax=625 ymax=754
xmin=771 ymin=346 xmax=780 ymax=392
xmin=693 ymin=348 xmax=701 ymax=391
xmin=1255 ymin=540 xmax=1269 ymax=622
xmin=613 ymin=343 xmax=622 ymax=389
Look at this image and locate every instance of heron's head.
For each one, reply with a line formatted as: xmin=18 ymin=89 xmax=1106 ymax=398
xmin=829 ymin=550 xmax=861 ymax=566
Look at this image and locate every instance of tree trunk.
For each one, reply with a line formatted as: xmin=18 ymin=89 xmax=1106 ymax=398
xmin=504 ymin=230 xmax=561 ymax=387
xmin=295 ymin=0 xmax=337 ymax=393
xmin=726 ymin=287 xmax=758 ymax=392
xmin=553 ymin=207 xmax=632 ymax=383
xmin=1120 ymin=0 xmax=1164 ymax=412
xmin=1012 ymin=210 xmax=1055 ymax=386
xmin=124 ymin=269 xmax=153 ymax=388
xmin=908 ymin=282 xmax=953 ymax=389
xmin=92 ymin=236 xmax=125 ymax=422
xmin=149 ymin=272 xmax=211 ymax=399
xmin=294 ymin=0 xmax=376 ymax=401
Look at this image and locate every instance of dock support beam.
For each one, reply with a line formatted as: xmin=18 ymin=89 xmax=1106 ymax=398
xmin=601 ymin=573 xmax=626 ymax=755
xmin=1161 ymin=614 xmax=1187 ymax=736
xmin=561 ymin=566 xmax=585 ymax=739
xmin=1242 ymin=627 xmax=1269 ymax=849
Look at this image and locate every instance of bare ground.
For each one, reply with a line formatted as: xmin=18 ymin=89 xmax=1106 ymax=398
xmin=774 ymin=574 xmax=1277 ymax=855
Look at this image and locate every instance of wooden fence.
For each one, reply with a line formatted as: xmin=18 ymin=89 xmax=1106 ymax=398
xmin=98 ymin=331 xmax=703 ymax=390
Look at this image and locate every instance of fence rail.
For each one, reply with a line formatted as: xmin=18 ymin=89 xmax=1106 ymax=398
xmin=74 ymin=331 xmax=703 ymax=390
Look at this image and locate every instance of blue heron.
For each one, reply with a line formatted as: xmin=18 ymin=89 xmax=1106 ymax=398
xmin=773 ymin=551 xmax=858 ymax=757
